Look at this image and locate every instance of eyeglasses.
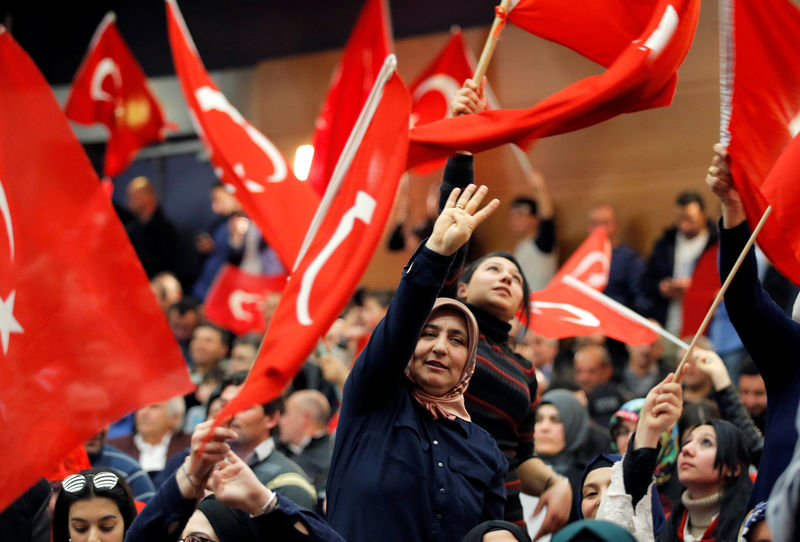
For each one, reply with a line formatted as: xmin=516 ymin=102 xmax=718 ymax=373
xmin=61 ymin=471 xmax=120 ymax=493
xmin=179 ymin=536 xmax=216 ymax=542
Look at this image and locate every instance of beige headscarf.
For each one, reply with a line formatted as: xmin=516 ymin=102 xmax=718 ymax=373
xmin=404 ymin=298 xmax=479 ymax=422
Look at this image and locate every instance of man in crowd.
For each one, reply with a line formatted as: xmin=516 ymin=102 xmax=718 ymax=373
xmin=219 ymin=373 xmax=317 ymax=509
xmin=573 ymin=344 xmax=624 ymax=426
xmin=84 ymin=426 xmax=156 ymax=503
xmin=739 ymin=360 xmax=767 ymax=433
xmin=643 ymin=191 xmax=718 ymax=337
xmin=124 ymin=176 xmax=179 ymax=278
xmin=277 ymin=390 xmax=334 ymax=499
xmin=188 ymin=322 xmax=229 ymax=384
xmin=509 ymin=171 xmax=557 ymax=292
xmin=108 ymin=397 xmax=191 ymax=483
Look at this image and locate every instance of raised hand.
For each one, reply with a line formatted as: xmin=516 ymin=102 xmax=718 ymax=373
xmin=425 ymin=184 xmax=499 ymax=256
xmin=633 ymin=371 xmax=683 ymax=449
xmin=689 ymin=347 xmax=732 ymax=391
xmin=705 ymin=142 xmax=745 ymax=227
xmin=208 ymin=451 xmax=274 ymax=516
xmin=450 ymin=78 xmax=487 ymax=117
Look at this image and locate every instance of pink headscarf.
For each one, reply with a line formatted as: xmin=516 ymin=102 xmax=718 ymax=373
xmin=405 ymin=298 xmax=479 ymax=422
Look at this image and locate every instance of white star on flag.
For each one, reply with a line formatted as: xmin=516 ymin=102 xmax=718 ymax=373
xmin=0 ymin=290 xmax=24 ymax=355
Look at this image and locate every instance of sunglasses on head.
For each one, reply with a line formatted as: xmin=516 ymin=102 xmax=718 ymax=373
xmin=61 ymin=471 xmax=119 ymax=493
xmin=180 ymin=536 xmax=216 ymax=542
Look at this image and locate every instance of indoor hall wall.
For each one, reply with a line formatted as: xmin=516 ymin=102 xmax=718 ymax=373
xmin=249 ymin=1 xmax=722 ymax=289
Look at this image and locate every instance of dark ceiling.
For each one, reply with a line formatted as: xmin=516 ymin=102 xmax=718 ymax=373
xmin=1 ymin=0 xmax=497 ymax=85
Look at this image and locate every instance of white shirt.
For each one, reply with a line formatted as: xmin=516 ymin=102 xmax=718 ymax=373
xmin=134 ymin=433 xmax=171 ymax=473
xmin=665 ymin=230 xmax=709 ymax=335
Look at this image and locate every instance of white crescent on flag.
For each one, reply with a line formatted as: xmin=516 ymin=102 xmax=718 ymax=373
xmin=194 ymin=86 xmax=288 ymax=187
xmin=228 ymin=289 xmax=263 ymax=321
xmin=411 ymin=74 xmax=461 ymax=127
xmin=641 ymin=4 xmax=679 ymax=59
xmin=568 ymin=249 xmax=609 ymax=289
xmin=90 ymin=58 xmax=122 ymax=102
xmin=532 ymin=300 xmax=601 ymax=327
xmin=790 ymin=111 xmax=800 ymax=137
xmin=0 ymin=178 xmax=24 ymax=355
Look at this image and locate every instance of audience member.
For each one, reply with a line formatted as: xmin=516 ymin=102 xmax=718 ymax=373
xmin=108 ymin=398 xmax=191 ymax=483
xmin=643 ymin=191 xmax=718 ymax=338
xmin=166 ymin=296 xmax=203 ymax=362
xmin=509 ymin=186 xmax=557 ymax=292
xmin=192 ymin=182 xmax=241 ymax=301
xmin=328 ymin=185 xmax=508 ymax=542
xmin=52 ymin=468 xmax=137 ymax=542
xmin=620 ymin=326 xmax=670 ymax=399
xmin=574 ymin=344 xmax=624 ymax=427
xmin=124 ymin=176 xmax=179 ymax=278
xmin=150 ymin=271 xmax=183 ymax=312
xmin=0 ymin=478 xmax=50 ymax=542
xmin=217 ymin=372 xmax=317 ymax=510
xmin=84 ymin=427 xmax=156 ymax=503
xmin=229 ymin=332 xmax=262 ymax=374
xmin=738 ymin=360 xmax=767 ymax=434
xmin=277 ymin=390 xmax=334 ymax=499
xmin=188 ymin=322 xmax=230 ymax=385
xmin=462 ymin=520 xmax=532 ymax=542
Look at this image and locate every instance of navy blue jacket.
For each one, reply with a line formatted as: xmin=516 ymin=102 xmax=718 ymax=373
xmin=326 ymin=245 xmax=507 ymax=542
xmin=720 ymin=222 xmax=800 ymax=505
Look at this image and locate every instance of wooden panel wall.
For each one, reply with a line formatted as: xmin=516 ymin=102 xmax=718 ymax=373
xmin=249 ymin=1 xmax=722 ymax=289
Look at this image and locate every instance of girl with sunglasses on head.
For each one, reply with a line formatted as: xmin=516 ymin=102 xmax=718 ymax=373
xmin=52 ymin=468 xmax=137 ymax=542
xmin=125 ymin=419 xmax=343 ymax=542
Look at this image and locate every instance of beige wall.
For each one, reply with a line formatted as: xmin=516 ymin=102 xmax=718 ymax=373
xmin=250 ymin=1 xmax=723 ymax=288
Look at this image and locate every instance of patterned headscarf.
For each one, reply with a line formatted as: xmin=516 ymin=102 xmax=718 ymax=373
xmin=405 ymin=298 xmax=478 ymax=422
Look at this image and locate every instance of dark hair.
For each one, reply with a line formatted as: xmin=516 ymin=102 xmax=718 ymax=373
xmin=682 ymin=420 xmax=753 ymax=541
xmin=512 ymin=197 xmax=538 ymax=216
xmin=195 ymin=321 xmax=231 ymax=347
xmin=167 ymin=296 xmax=202 ymax=315
xmin=739 ymin=358 xmax=760 ymax=378
xmin=678 ymin=399 xmax=720 ymax=439
xmin=675 ymin=190 xmax=705 ymax=211
xmin=233 ymin=332 xmax=263 ymax=350
xmin=459 ymin=251 xmax=531 ymax=327
xmin=52 ymin=468 xmax=137 ymax=542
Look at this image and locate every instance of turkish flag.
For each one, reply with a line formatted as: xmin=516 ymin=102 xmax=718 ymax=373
xmin=64 ymin=13 xmax=170 ymax=178
xmin=528 ymin=228 xmax=658 ymax=344
xmin=407 ymin=0 xmax=699 ymax=169
xmin=204 ymin=265 xmax=287 ymax=336
xmin=725 ymin=0 xmax=800 ymax=285
xmin=307 ymin=0 xmax=392 ymax=195
xmin=215 ymin=60 xmax=409 ymax=423
xmin=680 ymin=243 xmax=719 ymax=338
xmin=166 ymin=0 xmax=319 ymax=270
xmin=0 ymin=27 xmax=192 ymax=511
xmin=409 ymin=30 xmax=475 ymax=175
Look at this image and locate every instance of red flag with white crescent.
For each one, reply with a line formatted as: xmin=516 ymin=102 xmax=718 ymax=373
xmin=165 ymin=0 xmax=319 ymax=270
xmin=204 ymin=265 xmax=287 ymax=336
xmin=307 ymin=0 xmax=392 ymax=195
xmin=407 ymin=0 xmax=699 ymax=169
xmin=216 ymin=58 xmax=409 ymax=422
xmin=0 ymin=26 xmax=192 ymax=511
xmin=409 ymin=30 xmax=475 ymax=175
xmin=529 ymin=228 xmax=658 ymax=344
xmin=64 ymin=13 xmax=171 ymax=178
xmin=723 ymin=0 xmax=800 ymax=284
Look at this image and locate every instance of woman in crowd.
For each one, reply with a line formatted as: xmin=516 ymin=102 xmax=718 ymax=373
xmin=441 ymin=79 xmax=573 ymax=536
xmin=326 ymin=185 xmax=508 ymax=542
xmin=125 ymin=420 xmax=343 ymax=542
xmin=660 ymin=418 xmax=753 ymax=541
xmin=52 ymin=468 xmax=137 ymax=542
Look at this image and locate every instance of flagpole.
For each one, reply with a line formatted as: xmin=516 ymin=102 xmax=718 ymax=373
xmin=673 ymin=205 xmax=772 ymax=380
xmin=293 ymin=54 xmax=398 ymax=270
xmin=473 ymin=0 xmax=512 ymax=83
xmin=560 ymin=275 xmax=690 ymax=351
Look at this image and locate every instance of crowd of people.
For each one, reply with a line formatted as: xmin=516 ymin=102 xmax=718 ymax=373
xmin=2 ymin=81 xmax=800 ymax=542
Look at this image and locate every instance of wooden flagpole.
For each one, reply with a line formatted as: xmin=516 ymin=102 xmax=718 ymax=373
xmin=473 ymin=0 xmax=512 ymax=82
xmin=673 ymin=206 xmax=772 ymax=380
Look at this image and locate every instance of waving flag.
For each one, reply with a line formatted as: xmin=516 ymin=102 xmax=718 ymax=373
xmin=204 ymin=265 xmax=286 ymax=336
xmin=529 ymin=228 xmax=658 ymax=344
xmin=307 ymin=0 xmax=392 ymax=195
xmin=407 ymin=0 xmax=700 ymax=169
xmin=409 ymin=30 xmax=475 ymax=175
xmin=216 ymin=57 xmax=409 ymax=422
xmin=0 ymin=26 xmax=192 ymax=511
xmin=65 ymin=13 xmax=170 ymax=178
xmin=166 ymin=0 xmax=319 ymax=269
xmin=722 ymin=0 xmax=800 ymax=284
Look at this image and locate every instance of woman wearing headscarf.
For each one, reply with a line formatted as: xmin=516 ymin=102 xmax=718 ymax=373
xmin=326 ymin=185 xmax=508 ymax=542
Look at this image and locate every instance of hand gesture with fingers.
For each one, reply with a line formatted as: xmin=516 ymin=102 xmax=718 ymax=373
xmin=634 ymin=372 xmax=684 ymax=449
xmin=425 ymin=184 xmax=499 ymax=256
xmin=208 ymin=451 xmax=274 ymax=516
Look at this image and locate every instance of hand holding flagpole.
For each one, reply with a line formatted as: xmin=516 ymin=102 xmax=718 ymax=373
xmin=473 ymin=0 xmax=512 ymax=83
